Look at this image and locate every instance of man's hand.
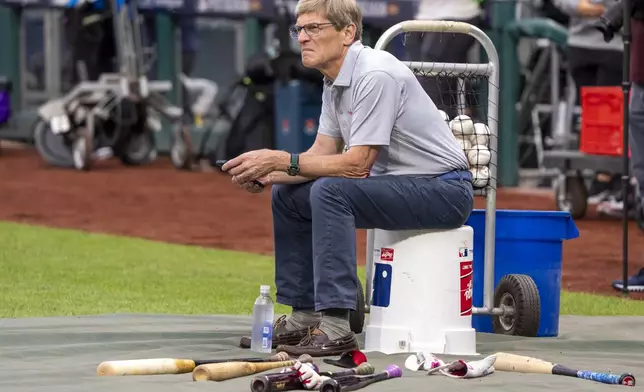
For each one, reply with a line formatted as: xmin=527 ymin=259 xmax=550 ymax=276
xmin=222 ymin=149 xmax=287 ymax=185
xmin=239 ymin=179 xmax=268 ymax=193
xmin=577 ymin=0 xmax=605 ymax=16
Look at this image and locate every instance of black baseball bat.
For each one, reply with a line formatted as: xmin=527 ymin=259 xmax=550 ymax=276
xmin=319 ymin=365 xmax=402 ymax=392
xmin=319 ymin=363 xmax=375 ymax=378
xmin=250 ymin=364 xmax=320 ymax=392
xmin=552 ymin=365 xmax=635 ymax=386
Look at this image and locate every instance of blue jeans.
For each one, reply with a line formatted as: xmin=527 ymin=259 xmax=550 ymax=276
xmin=271 ymin=169 xmax=475 ymax=312
xmin=629 ymin=83 xmax=644 ymax=199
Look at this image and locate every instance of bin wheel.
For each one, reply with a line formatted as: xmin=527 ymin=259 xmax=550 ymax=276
xmin=72 ymin=127 xmax=92 ymax=171
xmin=170 ymin=125 xmax=193 ymax=170
xmin=492 ymin=274 xmax=540 ymax=337
xmin=555 ymin=172 xmax=587 ymax=219
xmin=350 ymin=279 xmax=366 ymax=334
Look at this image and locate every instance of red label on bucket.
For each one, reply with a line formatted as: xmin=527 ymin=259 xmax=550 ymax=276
xmin=380 ymin=248 xmax=394 ymax=262
xmin=460 ymin=261 xmax=473 ymax=316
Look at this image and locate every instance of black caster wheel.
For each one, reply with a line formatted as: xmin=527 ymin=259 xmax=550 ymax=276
xmin=350 ymin=279 xmax=365 ymax=334
xmin=119 ymin=130 xmax=156 ymax=166
xmin=72 ymin=127 xmax=92 ymax=171
xmin=170 ymin=125 xmax=193 ymax=170
xmin=555 ymin=171 xmax=588 ymax=219
xmin=32 ymin=119 xmax=74 ymax=168
xmin=492 ymin=274 xmax=540 ymax=337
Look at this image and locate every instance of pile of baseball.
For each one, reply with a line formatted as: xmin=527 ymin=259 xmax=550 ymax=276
xmin=439 ymin=111 xmax=490 ymax=188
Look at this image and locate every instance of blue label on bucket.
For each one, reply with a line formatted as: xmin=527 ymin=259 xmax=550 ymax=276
xmin=372 ymin=263 xmax=392 ymax=307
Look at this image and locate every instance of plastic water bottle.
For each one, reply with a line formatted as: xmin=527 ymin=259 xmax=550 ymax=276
xmin=250 ymin=285 xmax=274 ymax=353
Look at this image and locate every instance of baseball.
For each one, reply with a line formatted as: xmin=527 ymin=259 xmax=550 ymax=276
xmin=438 ymin=110 xmax=450 ymax=123
xmin=470 ymin=166 xmax=490 ymax=188
xmin=456 ymin=137 xmax=472 ymax=151
xmin=471 ymin=123 xmax=490 ymax=146
xmin=450 ymin=115 xmax=474 ymax=137
xmin=467 ymin=145 xmax=491 ymax=167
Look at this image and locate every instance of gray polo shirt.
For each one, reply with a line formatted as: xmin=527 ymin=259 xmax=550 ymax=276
xmin=318 ymin=41 xmax=470 ymax=176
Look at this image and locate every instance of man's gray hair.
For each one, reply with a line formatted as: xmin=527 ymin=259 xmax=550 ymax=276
xmin=295 ymin=0 xmax=363 ymax=42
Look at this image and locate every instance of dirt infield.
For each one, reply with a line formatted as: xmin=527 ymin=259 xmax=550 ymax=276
xmin=1 ymin=146 xmax=643 ymax=299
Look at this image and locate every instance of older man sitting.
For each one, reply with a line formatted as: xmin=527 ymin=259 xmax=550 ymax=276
xmin=221 ymin=0 xmax=474 ymax=357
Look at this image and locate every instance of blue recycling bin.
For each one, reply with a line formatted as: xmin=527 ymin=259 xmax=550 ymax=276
xmin=273 ymin=80 xmax=322 ymax=153
xmin=465 ymin=209 xmax=579 ymax=337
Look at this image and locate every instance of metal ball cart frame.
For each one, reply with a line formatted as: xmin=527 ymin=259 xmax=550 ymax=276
xmin=34 ymin=0 xmax=182 ymax=171
xmin=359 ymin=20 xmax=542 ymax=337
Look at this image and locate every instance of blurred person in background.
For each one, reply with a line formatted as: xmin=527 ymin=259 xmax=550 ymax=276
xmin=144 ymin=14 xmax=199 ymax=125
xmin=553 ymin=0 xmax=625 ymax=208
xmin=404 ymin=0 xmax=484 ymax=119
xmin=610 ymin=0 xmax=644 ymax=292
xmin=178 ymin=16 xmax=199 ymax=126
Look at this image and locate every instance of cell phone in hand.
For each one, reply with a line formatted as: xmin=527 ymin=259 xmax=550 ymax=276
xmin=215 ymin=160 xmax=265 ymax=189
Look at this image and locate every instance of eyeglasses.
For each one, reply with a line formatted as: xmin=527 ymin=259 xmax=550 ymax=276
xmin=289 ymin=22 xmax=335 ymax=38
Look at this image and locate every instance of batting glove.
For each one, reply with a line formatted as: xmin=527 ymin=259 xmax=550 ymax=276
xmin=293 ymin=361 xmax=329 ymax=390
xmin=438 ymin=355 xmax=497 ymax=379
xmin=404 ymin=352 xmax=446 ymax=372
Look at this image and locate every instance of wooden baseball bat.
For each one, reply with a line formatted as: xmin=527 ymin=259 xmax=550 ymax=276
xmin=493 ymin=352 xmax=635 ymax=386
xmin=319 ymin=364 xmax=402 ymax=392
xmin=193 ymin=354 xmax=313 ymax=382
xmin=97 ymin=351 xmax=290 ymax=376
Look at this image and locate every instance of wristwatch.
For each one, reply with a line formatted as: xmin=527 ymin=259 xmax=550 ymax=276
xmin=287 ymin=153 xmax=300 ymax=176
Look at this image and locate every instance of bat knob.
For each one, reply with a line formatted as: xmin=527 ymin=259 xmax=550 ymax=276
xmin=298 ymin=354 xmax=313 ymax=363
xmin=385 ymin=364 xmax=403 ymax=378
xmin=620 ymin=373 xmax=636 ymax=386
xmin=250 ymin=376 xmax=270 ymax=392
xmin=192 ymin=365 xmax=210 ymax=382
xmin=96 ymin=362 xmax=113 ymax=376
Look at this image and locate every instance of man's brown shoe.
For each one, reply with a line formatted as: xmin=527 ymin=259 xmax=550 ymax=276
xmin=239 ymin=315 xmax=317 ymax=349
xmin=275 ymin=329 xmax=359 ymax=357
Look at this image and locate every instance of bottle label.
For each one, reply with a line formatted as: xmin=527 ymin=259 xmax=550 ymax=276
xmin=261 ymin=320 xmax=273 ymax=349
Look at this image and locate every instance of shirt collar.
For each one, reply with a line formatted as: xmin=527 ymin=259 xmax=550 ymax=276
xmin=323 ymin=41 xmax=365 ymax=88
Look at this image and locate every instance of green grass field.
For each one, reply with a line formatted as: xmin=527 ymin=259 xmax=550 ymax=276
xmin=1 ymin=220 xmax=642 ymax=319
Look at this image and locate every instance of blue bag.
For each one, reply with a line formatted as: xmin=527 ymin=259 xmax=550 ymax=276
xmin=0 ymin=77 xmax=11 ymax=125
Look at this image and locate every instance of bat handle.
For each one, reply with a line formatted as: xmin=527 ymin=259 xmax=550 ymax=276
xmin=342 ymin=373 xmax=388 ymax=392
xmin=577 ymin=371 xmax=636 ymax=386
